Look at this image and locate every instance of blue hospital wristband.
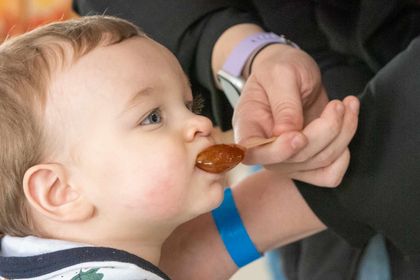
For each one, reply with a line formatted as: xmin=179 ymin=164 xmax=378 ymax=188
xmin=211 ymin=187 xmax=262 ymax=267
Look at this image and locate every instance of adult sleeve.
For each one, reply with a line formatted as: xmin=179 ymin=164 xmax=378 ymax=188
xmin=249 ymin=0 xmax=375 ymax=100
xmin=73 ymin=0 xmax=261 ymax=130
xmin=296 ymin=36 xmax=420 ymax=255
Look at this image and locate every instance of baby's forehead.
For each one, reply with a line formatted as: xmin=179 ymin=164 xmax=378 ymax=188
xmin=50 ymin=37 xmax=190 ymax=101
xmin=54 ymin=37 xmax=188 ymax=96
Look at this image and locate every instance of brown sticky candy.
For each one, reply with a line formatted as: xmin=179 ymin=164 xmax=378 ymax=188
xmin=196 ymin=144 xmax=245 ymax=173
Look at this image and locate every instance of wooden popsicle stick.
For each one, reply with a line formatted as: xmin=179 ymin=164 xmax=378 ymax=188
xmin=241 ymin=136 xmax=277 ymax=149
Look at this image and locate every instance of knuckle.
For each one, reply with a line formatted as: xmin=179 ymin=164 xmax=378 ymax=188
xmin=324 ymin=177 xmax=342 ymax=188
xmin=317 ymin=150 xmax=336 ymax=167
xmin=327 ymin=172 xmax=345 ymax=187
xmin=272 ymin=101 xmax=300 ymax=120
xmin=324 ymin=150 xmax=351 ymax=187
xmin=293 ymin=152 xmax=311 ymax=163
xmin=320 ymin=168 xmax=344 ymax=188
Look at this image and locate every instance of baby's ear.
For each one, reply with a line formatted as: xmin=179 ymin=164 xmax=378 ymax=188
xmin=23 ymin=163 xmax=94 ymax=222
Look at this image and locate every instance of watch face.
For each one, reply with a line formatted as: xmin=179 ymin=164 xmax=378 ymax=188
xmin=217 ymin=70 xmax=244 ymax=108
xmin=219 ymin=77 xmax=240 ymax=107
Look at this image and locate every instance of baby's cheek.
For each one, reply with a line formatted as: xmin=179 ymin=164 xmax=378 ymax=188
xmin=137 ymin=166 xmax=188 ymax=220
xmin=122 ymin=144 xmax=190 ymax=218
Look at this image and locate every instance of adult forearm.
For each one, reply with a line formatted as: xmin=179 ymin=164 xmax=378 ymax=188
xmin=211 ymin=23 xmax=264 ymax=84
xmin=159 ymin=212 xmax=235 ymax=280
xmin=233 ymin=170 xmax=325 ymax=253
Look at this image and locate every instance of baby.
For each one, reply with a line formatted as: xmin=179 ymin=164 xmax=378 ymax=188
xmin=0 ymin=15 xmax=358 ymax=279
xmin=0 ymin=16 xmax=224 ymax=279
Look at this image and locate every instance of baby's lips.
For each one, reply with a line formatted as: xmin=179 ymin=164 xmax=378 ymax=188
xmin=195 ymin=144 xmax=245 ymax=173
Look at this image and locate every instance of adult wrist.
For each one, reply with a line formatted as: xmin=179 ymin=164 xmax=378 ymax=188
xmin=216 ymin=31 xmax=299 ymax=107
xmin=244 ymin=43 xmax=298 ymax=80
xmin=212 ymin=24 xmax=264 ymax=86
xmin=247 ymin=43 xmax=301 ymax=79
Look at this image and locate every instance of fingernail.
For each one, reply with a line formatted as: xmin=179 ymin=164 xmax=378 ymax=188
xmin=349 ymin=99 xmax=359 ymax=114
xmin=291 ymin=135 xmax=304 ymax=150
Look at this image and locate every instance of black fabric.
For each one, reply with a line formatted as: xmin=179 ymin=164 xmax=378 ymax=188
xmin=279 ymin=50 xmax=373 ymax=280
xmin=281 ymin=231 xmax=363 ymax=280
xmin=387 ymin=241 xmax=420 ymax=279
xmin=297 ymin=36 xmax=420 ymax=254
xmin=73 ymin=0 xmax=420 ymax=278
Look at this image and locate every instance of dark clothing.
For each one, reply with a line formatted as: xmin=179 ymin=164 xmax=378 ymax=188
xmin=73 ymin=1 xmax=420 ymax=278
xmin=73 ymin=0 xmax=420 ymax=128
xmin=297 ymin=36 xmax=420 ymax=279
xmin=279 ymin=231 xmax=363 ymax=280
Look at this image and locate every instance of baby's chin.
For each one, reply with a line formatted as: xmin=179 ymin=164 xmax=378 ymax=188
xmin=205 ymin=180 xmax=226 ymax=211
xmin=188 ymin=181 xmax=225 ymax=218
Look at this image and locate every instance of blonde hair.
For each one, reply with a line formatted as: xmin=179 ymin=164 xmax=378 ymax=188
xmin=0 ymin=16 xmax=144 ymax=236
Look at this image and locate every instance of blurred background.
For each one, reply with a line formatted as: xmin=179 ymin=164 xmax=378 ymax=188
xmin=0 ymin=0 xmax=74 ymax=41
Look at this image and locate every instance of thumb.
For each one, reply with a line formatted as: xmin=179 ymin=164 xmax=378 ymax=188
xmin=232 ymin=78 xmax=273 ymax=144
xmin=268 ymin=79 xmax=304 ymax=135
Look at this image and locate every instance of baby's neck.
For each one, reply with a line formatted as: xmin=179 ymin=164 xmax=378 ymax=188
xmin=101 ymin=223 xmax=176 ymax=266
xmin=107 ymin=236 xmax=165 ymax=266
xmin=38 ymin=219 xmax=175 ymax=267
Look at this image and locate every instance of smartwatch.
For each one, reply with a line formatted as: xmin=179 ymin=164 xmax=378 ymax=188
xmin=217 ymin=32 xmax=298 ymax=107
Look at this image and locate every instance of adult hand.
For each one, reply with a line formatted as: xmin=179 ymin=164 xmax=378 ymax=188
xmin=213 ymin=24 xmax=359 ymax=187
xmin=265 ymin=96 xmax=359 ymax=187
xmin=212 ymin=24 xmax=325 ymax=159
xmin=233 ymin=44 xmax=360 ymax=187
xmin=233 ymin=43 xmax=328 ymax=163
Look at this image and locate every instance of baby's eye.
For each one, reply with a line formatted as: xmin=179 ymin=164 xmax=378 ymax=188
xmin=140 ymin=108 xmax=162 ymax=125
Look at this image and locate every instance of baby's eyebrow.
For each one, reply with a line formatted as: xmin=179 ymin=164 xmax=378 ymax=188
xmin=121 ymin=86 xmax=153 ymax=115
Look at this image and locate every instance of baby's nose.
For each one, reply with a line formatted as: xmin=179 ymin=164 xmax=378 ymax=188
xmin=184 ymin=114 xmax=213 ymax=141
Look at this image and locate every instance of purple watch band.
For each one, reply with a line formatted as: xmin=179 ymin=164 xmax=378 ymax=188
xmin=222 ymin=32 xmax=296 ymax=77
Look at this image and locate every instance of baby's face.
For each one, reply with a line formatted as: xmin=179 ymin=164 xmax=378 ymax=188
xmin=47 ymin=37 xmax=224 ymax=235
